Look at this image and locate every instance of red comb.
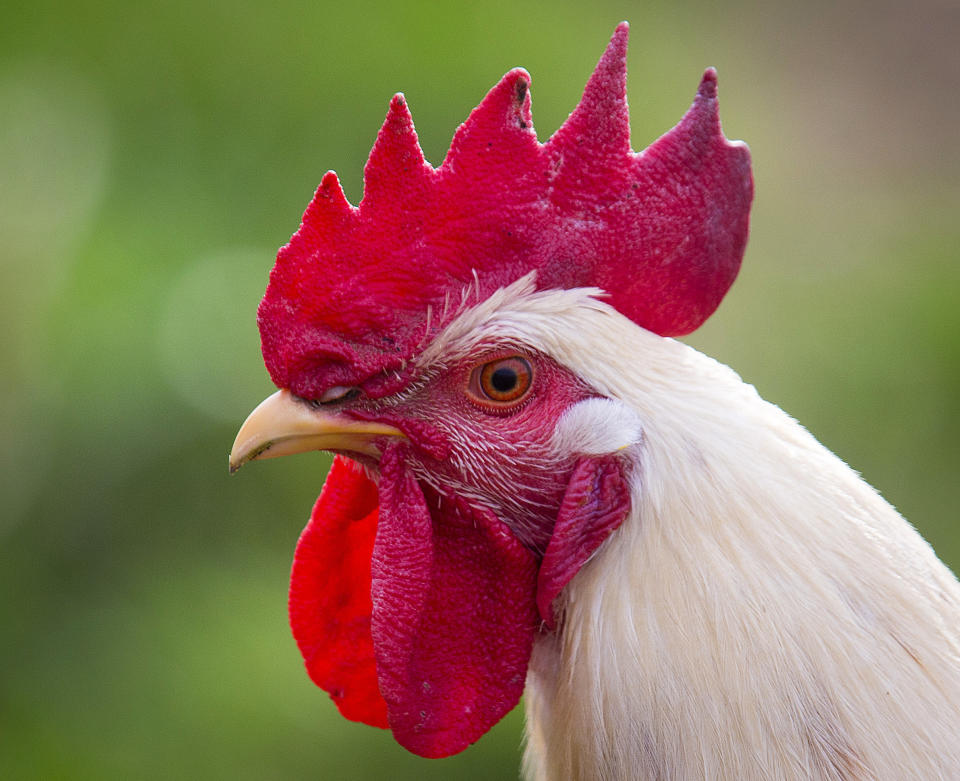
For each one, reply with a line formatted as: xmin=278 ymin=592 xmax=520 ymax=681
xmin=259 ymin=22 xmax=753 ymax=400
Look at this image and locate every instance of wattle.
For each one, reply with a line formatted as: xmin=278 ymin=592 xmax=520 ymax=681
xmin=288 ymin=446 xmax=632 ymax=757
xmin=288 ymin=455 xmax=388 ymax=728
xmin=289 ymin=451 xmax=538 ymax=757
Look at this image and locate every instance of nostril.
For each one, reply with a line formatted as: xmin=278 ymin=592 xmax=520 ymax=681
xmin=319 ymin=385 xmax=361 ymax=404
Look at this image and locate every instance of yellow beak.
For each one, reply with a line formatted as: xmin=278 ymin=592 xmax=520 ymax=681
xmin=229 ymin=390 xmax=405 ymax=473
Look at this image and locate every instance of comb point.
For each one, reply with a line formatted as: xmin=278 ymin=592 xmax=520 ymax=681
xmin=697 ymin=67 xmax=718 ymax=101
xmin=363 ymin=91 xmax=429 ymax=208
xmin=445 ymin=68 xmax=535 ymax=166
xmin=548 ymin=22 xmax=631 ymax=161
xmin=305 ymin=170 xmax=352 ymax=220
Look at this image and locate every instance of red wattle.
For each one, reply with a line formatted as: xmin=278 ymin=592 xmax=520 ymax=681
xmin=370 ymin=443 xmax=540 ymax=758
xmin=289 ymin=456 xmax=388 ymax=728
xmin=289 ymin=448 xmax=541 ymax=757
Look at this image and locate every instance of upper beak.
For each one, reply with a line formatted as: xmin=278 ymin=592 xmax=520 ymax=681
xmin=229 ymin=390 xmax=405 ymax=473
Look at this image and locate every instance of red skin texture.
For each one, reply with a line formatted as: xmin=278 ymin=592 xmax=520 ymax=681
xmin=370 ymin=443 xmax=539 ymax=757
xmin=352 ymin=353 xmax=594 ymax=553
xmin=258 ymin=22 xmax=753 ymax=401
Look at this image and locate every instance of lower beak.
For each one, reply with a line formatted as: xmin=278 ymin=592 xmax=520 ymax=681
xmin=229 ymin=390 xmax=405 ymax=473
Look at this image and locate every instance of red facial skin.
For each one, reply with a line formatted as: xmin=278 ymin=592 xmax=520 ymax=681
xmin=344 ymin=351 xmax=596 ymax=551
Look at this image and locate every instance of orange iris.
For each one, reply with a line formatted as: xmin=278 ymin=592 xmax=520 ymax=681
xmin=468 ymin=356 xmax=534 ymax=408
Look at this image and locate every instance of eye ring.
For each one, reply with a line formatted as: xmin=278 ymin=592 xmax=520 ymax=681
xmin=467 ymin=355 xmax=534 ymax=409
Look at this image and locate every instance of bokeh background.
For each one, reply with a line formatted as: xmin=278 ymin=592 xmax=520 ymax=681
xmin=2 ymin=0 xmax=957 ymax=778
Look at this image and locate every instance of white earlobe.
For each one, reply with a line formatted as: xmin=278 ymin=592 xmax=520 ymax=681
xmin=550 ymin=397 xmax=644 ymax=457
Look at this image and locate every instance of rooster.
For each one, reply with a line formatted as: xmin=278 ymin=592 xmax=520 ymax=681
xmin=230 ymin=23 xmax=960 ymax=780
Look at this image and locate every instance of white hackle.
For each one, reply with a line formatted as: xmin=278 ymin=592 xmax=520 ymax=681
xmin=427 ymin=279 xmax=960 ymax=781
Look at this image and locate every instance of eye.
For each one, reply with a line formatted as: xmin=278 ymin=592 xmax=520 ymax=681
xmin=468 ymin=356 xmax=534 ymax=408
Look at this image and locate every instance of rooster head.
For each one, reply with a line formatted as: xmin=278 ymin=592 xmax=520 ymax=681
xmin=230 ymin=22 xmax=752 ymax=758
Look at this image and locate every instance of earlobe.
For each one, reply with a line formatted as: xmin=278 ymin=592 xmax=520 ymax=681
xmin=550 ymin=397 xmax=645 ymax=457
xmin=536 ymin=454 xmax=632 ymax=629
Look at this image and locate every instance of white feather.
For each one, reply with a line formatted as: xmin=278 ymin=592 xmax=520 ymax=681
xmin=430 ymin=279 xmax=960 ymax=780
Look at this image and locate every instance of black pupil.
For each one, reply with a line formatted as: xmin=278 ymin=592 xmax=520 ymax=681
xmin=490 ymin=366 xmax=518 ymax=393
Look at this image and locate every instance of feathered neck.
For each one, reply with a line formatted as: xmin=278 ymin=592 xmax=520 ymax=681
xmin=515 ymin=298 xmax=960 ymax=780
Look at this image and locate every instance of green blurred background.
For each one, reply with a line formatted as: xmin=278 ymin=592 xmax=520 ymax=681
xmin=1 ymin=0 xmax=957 ymax=778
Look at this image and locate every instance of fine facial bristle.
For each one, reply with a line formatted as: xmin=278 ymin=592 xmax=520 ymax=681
xmin=258 ymin=23 xmax=753 ymax=401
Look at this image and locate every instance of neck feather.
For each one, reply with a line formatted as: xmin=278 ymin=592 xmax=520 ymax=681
xmin=510 ymin=299 xmax=960 ymax=781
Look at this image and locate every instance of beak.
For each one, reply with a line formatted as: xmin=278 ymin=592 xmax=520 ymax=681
xmin=229 ymin=390 xmax=405 ymax=473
